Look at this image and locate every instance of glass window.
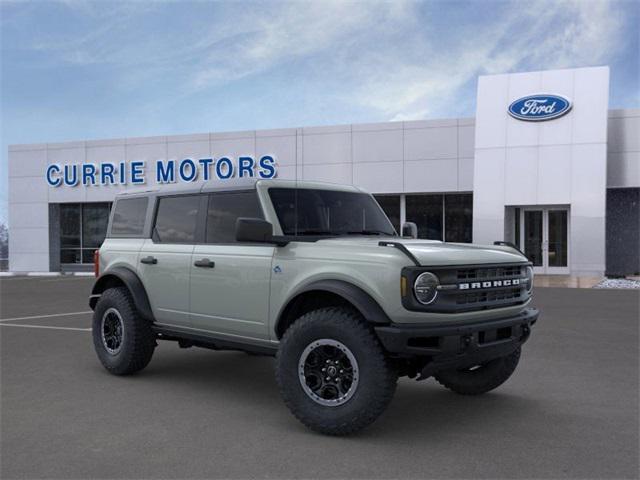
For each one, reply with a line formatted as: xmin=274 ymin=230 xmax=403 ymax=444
xmin=60 ymin=204 xmax=81 ymax=248
xmin=444 ymin=194 xmax=473 ymax=243
xmin=60 ymin=249 xmax=81 ymax=264
xmin=514 ymin=208 xmax=521 ymax=249
xmin=523 ymin=210 xmax=543 ymax=266
xmin=269 ymin=188 xmax=396 ymax=237
xmin=82 ymin=203 xmax=111 ymax=248
xmin=206 ymin=191 xmax=263 ymax=243
xmin=154 ymin=195 xmax=200 ymax=243
xmin=60 ymin=202 xmax=112 ymax=264
xmin=111 ymin=197 xmax=148 ymax=236
xmin=548 ymin=210 xmax=568 ymax=267
xmin=406 ymin=194 xmax=443 ymax=240
xmin=374 ymin=195 xmax=400 ymax=233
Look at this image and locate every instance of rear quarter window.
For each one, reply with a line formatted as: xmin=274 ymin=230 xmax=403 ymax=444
xmin=110 ymin=197 xmax=148 ymax=236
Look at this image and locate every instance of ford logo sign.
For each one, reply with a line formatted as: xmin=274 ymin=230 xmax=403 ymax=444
xmin=508 ymin=94 xmax=572 ymax=121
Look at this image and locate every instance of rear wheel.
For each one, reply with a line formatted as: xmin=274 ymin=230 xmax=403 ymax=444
xmin=434 ymin=348 xmax=521 ymax=395
xmin=276 ymin=307 xmax=397 ymax=435
xmin=92 ymin=287 xmax=156 ymax=375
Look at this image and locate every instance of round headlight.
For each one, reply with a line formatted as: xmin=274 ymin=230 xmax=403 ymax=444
xmin=414 ymin=272 xmax=439 ymax=305
xmin=525 ymin=266 xmax=534 ymax=292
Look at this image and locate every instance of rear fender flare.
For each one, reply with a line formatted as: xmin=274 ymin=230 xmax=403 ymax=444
xmin=90 ymin=266 xmax=154 ymax=322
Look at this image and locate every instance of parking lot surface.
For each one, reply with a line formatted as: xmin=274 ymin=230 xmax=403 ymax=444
xmin=1 ymin=276 xmax=638 ymax=479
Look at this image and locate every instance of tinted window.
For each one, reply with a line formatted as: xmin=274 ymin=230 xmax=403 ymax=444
xmin=111 ymin=197 xmax=148 ymax=236
xmin=269 ymin=188 xmax=395 ymax=237
xmin=154 ymin=195 xmax=200 ymax=243
xmin=206 ymin=192 xmax=263 ymax=243
xmin=444 ymin=194 xmax=472 ymax=243
xmin=374 ymin=195 xmax=400 ymax=233
xmin=406 ymin=194 xmax=443 ymax=240
xmin=60 ymin=203 xmax=111 ymax=263
xmin=82 ymin=203 xmax=111 ymax=248
xmin=60 ymin=204 xmax=81 ymax=247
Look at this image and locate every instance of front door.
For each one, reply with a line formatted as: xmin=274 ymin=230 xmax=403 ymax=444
xmin=519 ymin=208 xmax=569 ymax=274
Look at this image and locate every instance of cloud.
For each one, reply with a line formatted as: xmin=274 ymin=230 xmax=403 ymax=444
xmin=189 ymin=1 xmax=414 ymax=91
xmin=349 ymin=0 xmax=626 ymax=121
xmin=3 ymin=0 xmax=631 ymax=122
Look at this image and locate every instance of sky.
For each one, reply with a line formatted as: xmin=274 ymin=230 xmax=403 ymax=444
xmin=0 ymin=0 xmax=638 ymax=226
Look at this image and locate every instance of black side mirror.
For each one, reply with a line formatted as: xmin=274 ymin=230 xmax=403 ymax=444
xmin=236 ymin=218 xmax=274 ymax=243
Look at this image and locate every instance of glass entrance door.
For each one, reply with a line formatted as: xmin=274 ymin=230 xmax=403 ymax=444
xmin=519 ymin=208 xmax=569 ymax=274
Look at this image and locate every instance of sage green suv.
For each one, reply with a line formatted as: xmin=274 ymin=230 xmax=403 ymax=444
xmin=90 ymin=179 xmax=538 ymax=435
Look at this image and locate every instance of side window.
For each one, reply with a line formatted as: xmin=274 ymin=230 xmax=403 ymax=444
xmin=110 ymin=197 xmax=148 ymax=236
xmin=206 ymin=191 xmax=263 ymax=243
xmin=154 ymin=195 xmax=200 ymax=244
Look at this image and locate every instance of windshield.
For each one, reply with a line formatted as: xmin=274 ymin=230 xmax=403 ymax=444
xmin=268 ymin=188 xmax=397 ymax=237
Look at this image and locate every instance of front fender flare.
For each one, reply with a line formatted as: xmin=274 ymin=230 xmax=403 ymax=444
xmin=89 ymin=266 xmax=154 ymax=322
xmin=276 ymin=279 xmax=391 ymax=335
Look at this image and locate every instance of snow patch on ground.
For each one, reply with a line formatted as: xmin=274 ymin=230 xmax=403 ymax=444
xmin=593 ymin=278 xmax=640 ymax=289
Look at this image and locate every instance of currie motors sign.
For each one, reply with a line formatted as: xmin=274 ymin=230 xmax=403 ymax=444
xmin=508 ymin=94 xmax=572 ymax=121
xmin=45 ymin=155 xmax=277 ymax=187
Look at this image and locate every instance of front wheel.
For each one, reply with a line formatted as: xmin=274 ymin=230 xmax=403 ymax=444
xmin=92 ymin=287 xmax=156 ymax=375
xmin=275 ymin=307 xmax=397 ymax=436
xmin=434 ymin=348 xmax=521 ymax=395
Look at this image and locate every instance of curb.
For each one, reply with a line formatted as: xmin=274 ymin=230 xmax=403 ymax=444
xmin=0 ymin=272 xmax=94 ymax=277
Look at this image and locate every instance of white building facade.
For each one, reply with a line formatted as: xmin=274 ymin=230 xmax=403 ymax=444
xmin=8 ymin=66 xmax=640 ymax=276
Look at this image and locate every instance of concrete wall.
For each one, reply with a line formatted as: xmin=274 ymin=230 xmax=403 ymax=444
xmin=607 ymin=109 xmax=640 ymax=188
xmin=473 ymin=66 xmax=610 ymax=276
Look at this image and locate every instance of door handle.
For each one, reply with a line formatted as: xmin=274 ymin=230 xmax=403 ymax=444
xmin=140 ymin=256 xmax=158 ymax=265
xmin=194 ymin=258 xmax=215 ymax=268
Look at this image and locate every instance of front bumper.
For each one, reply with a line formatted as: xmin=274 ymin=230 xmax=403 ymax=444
xmin=375 ymin=308 xmax=538 ymax=379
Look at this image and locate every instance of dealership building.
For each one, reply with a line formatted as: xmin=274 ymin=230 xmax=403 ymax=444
xmin=7 ymin=66 xmax=640 ymax=276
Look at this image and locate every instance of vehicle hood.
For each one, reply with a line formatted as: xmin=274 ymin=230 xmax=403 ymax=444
xmin=316 ymin=237 xmax=527 ymax=266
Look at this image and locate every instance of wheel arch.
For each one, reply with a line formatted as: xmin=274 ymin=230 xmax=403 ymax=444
xmin=89 ymin=266 xmax=154 ymax=322
xmin=275 ymin=280 xmax=391 ymax=339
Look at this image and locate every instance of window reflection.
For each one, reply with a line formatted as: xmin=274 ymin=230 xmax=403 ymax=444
xmin=445 ymin=194 xmax=473 ymax=243
xmin=374 ymin=195 xmax=400 ymax=233
xmin=60 ymin=203 xmax=111 ymax=264
xmin=406 ymin=194 xmax=443 ymax=240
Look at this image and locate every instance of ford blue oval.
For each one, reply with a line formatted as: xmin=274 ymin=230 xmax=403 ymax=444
xmin=508 ymin=94 xmax=572 ymax=121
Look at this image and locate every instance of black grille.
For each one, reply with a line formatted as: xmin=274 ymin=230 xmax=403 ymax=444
xmin=401 ymin=262 xmax=532 ymax=313
xmin=456 ymin=287 xmax=522 ymax=306
xmin=457 ymin=265 xmax=523 ymax=281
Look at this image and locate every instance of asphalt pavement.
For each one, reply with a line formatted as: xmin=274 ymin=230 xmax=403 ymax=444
xmin=1 ymin=276 xmax=638 ymax=479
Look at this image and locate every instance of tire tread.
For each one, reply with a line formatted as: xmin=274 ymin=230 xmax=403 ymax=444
xmin=92 ymin=287 xmax=155 ymax=375
xmin=276 ymin=307 xmax=397 ymax=435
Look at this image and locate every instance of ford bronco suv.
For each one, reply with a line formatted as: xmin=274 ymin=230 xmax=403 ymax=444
xmin=90 ymin=179 xmax=538 ymax=435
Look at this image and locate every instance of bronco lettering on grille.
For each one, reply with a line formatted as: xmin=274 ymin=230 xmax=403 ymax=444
xmin=459 ymin=279 xmax=521 ymax=290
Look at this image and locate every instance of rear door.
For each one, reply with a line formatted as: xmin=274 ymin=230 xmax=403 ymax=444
xmin=138 ymin=194 xmax=204 ymax=328
xmin=189 ymin=190 xmax=274 ymax=340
